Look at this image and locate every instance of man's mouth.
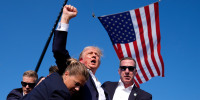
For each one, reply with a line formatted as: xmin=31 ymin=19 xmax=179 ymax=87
xmin=91 ymin=60 xmax=96 ymax=64
xmin=124 ymin=76 xmax=130 ymax=79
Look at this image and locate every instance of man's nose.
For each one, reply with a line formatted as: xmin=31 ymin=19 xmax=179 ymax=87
xmin=125 ymin=68 xmax=130 ymax=73
xmin=91 ymin=53 xmax=97 ymax=58
xmin=25 ymin=84 xmax=29 ymax=88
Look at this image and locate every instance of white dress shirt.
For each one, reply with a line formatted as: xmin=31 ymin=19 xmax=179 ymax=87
xmin=88 ymin=70 xmax=106 ymax=100
xmin=113 ymin=80 xmax=134 ymax=100
xmin=56 ymin=22 xmax=69 ymax=32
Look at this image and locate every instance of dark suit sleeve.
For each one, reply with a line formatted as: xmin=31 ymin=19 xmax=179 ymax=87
xmin=53 ymin=30 xmax=71 ymax=75
xmin=7 ymin=88 xmax=23 ymax=100
xmin=49 ymin=90 xmax=71 ymax=100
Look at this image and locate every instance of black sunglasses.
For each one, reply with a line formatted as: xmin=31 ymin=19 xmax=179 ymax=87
xmin=21 ymin=81 xmax=35 ymax=88
xmin=120 ymin=66 xmax=136 ymax=71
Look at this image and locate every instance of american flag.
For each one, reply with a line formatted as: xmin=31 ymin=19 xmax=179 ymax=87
xmin=98 ymin=2 xmax=164 ymax=86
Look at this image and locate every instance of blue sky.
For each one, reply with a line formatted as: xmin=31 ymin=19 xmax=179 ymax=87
xmin=1 ymin=0 xmax=200 ymax=99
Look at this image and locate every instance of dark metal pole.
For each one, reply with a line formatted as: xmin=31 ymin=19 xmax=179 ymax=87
xmin=35 ymin=0 xmax=68 ymax=73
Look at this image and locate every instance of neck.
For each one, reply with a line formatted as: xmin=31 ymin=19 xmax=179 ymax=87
xmin=123 ymin=82 xmax=134 ymax=88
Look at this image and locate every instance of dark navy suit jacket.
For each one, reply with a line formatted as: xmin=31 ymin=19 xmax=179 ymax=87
xmin=21 ymin=72 xmax=70 ymax=100
xmin=7 ymin=88 xmax=23 ymax=100
xmin=53 ymin=30 xmax=109 ymax=100
xmin=102 ymin=81 xmax=152 ymax=100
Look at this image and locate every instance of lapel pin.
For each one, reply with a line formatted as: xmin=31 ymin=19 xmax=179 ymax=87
xmin=134 ymin=93 xmax=137 ymax=96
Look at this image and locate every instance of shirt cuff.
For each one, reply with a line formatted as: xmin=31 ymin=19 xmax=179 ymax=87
xmin=56 ymin=22 xmax=69 ymax=32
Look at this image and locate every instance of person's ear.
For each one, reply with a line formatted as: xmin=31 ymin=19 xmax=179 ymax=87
xmin=79 ymin=58 xmax=83 ymax=63
xmin=118 ymin=68 xmax=121 ymax=75
xmin=64 ymin=71 xmax=69 ymax=76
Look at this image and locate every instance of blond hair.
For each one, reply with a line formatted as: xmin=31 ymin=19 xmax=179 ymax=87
xmin=79 ymin=46 xmax=103 ymax=60
xmin=64 ymin=58 xmax=89 ymax=80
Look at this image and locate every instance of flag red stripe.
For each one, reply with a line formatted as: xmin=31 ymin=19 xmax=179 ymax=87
xmin=154 ymin=2 xmax=164 ymax=77
xmin=135 ymin=71 xmax=143 ymax=83
xmin=116 ymin=44 xmax=124 ymax=59
xmin=133 ymin=41 xmax=149 ymax=82
xmin=135 ymin=9 xmax=154 ymax=78
xmin=144 ymin=5 xmax=160 ymax=76
xmin=125 ymin=43 xmax=132 ymax=57
xmin=134 ymin=79 xmax=140 ymax=88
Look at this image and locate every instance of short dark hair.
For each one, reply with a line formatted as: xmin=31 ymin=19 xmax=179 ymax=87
xmin=49 ymin=65 xmax=59 ymax=74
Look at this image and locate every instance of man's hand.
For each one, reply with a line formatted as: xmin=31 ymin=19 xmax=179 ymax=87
xmin=61 ymin=5 xmax=78 ymax=24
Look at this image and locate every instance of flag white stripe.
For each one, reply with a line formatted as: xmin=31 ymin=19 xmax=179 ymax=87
xmin=121 ymin=44 xmax=128 ymax=57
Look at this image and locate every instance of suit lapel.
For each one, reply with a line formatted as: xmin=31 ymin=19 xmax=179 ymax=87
xmin=128 ymin=85 xmax=139 ymax=100
xmin=109 ymin=82 xmax=118 ymax=100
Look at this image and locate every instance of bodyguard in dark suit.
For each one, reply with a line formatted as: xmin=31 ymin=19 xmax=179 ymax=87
xmin=21 ymin=58 xmax=89 ymax=100
xmin=102 ymin=57 xmax=152 ymax=100
xmin=7 ymin=70 xmax=38 ymax=100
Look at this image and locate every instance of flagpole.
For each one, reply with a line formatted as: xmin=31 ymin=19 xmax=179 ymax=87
xmin=35 ymin=0 xmax=68 ymax=73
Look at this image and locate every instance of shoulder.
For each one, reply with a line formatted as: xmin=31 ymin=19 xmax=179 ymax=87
xmin=7 ymin=88 xmax=23 ymax=100
xmin=102 ymin=81 xmax=117 ymax=85
xmin=102 ymin=81 xmax=118 ymax=88
xmin=9 ymin=88 xmax=23 ymax=94
xmin=133 ymin=86 xmax=152 ymax=99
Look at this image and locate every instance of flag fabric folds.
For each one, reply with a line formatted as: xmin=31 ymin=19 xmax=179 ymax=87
xmin=98 ymin=2 xmax=164 ymax=86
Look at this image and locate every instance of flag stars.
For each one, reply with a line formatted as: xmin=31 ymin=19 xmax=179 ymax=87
xmin=99 ymin=11 xmax=136 ymax=44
